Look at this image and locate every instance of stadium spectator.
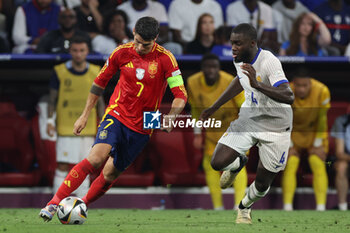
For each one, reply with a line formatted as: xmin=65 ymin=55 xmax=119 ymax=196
xmin=168 ymin=0 xmax=223 ymax=49
xmin=73 ymin=0 xmax=103 ymax=34
xmin=0 ymin=3 xmax=10 ymax=53
xmin=36 ymin=8 xmax=91 ymax=54
xmin=272 ymin=0 xmax=309 ymax=44
xmin=187 ymin=53 xmax=247 ymax=210
xmin=282 ymin=68 xmax=330 ymax=211
xmin=331 ymin=113 xmax=350 ymax=211
xmin=314 ymin=0 xmax=350 ymax=56
xmin=279 ymin=12 xmax=331 ymax=56
xmin=46 ymin=36 xmax=104 ymax=197
xmin=117 ymin=0 xmax=169 ymax=45
xmin=226 ymin=0 xmax=279 ymax=54
xmin=185 ymin=13 xmax=216 ymax=55
xmin=211 ymin=25 xmax=232 ymax=57
xmin=200 ymin=23 xmax=294 ymax=224
xmin=12 ymin=0 xmax=61 ymax=53
xmin=91 ymin=9 xmax=132 ymax=55
xmin=39 ymin=17 xmax=187 ymax=222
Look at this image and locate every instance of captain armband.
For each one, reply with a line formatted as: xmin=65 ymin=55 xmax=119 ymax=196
xmin=167 ymin=75 xmax=184 ymax=88
xmin=90 ymin=84 xmax=104 ymax=96
xmin=167 ymin=75 xmax=188 ymax=102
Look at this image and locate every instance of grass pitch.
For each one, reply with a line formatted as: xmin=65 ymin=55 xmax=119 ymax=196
xmin=0 ymin=209 xmax=349 ymax=233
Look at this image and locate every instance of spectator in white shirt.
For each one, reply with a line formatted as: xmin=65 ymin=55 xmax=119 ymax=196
xmin=168 ymin=0 xmax=223 ymax=49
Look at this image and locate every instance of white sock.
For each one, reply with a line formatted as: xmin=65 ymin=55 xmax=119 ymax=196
xmin=214 ymin=206 xmax=224 ymax=211
xmin=284 ymin=203 xmax=293 ymax=211
xmin=222 ymin=157 xmax=240 ymax=171
xmin=339 ymin=203 xmax=348 ymax=211
xmin=74 ymin=175 xmax=90 ymax=198
xmin=53 ymin=169 xmax=68 ymax=194
xmin=316 ymin=204 xmax=325 ymax=211
xmin=242 ymin=181 xmax=270 ymax=208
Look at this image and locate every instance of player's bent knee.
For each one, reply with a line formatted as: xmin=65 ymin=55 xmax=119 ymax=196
xmin=210 ymin=159 xmax=224 ymax=171
xmin=87 ymin=144 xmax=112 ymax=168
xmin=102 ymin=167 xmax=121 ymax=182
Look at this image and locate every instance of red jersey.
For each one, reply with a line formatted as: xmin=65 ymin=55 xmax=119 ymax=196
xmin=94 ymin=42 xmax=185 ymax=135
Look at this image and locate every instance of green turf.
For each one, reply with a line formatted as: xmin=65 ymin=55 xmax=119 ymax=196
xmin=0 ymin=209 xmax=349 ymax=233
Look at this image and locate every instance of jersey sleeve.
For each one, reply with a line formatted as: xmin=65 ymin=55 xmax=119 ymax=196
xmin=94 ymin=47 xmax=121 ymax=88
xmin=162 ymin=51 xmax=188 ymax=101
xmin=264 ymin=55 xmax=289 ymax=87
xmin=315 ymin=85 xmax=331 ymax=140
xmin=319 ymin=85 xmax=331 ymax=109
xmin=49 ymin=70 xmax=59 ymax=90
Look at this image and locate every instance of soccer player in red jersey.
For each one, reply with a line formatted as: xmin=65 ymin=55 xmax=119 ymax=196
xmin=39 ymin=17 xmax=187 ymax=221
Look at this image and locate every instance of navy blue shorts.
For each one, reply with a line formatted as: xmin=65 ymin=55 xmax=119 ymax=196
xmin=94 ymin=114 xmax=149 ymax=171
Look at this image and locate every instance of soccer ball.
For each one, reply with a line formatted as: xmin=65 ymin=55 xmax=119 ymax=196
xmin=57 ymin=197 xmax=88 ymax=224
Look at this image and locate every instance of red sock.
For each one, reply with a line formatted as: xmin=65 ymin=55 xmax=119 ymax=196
xmin=82 ymin=172 xmax=113 ymax=205
xmin=48 ymin=159 xmax=95 ymax=205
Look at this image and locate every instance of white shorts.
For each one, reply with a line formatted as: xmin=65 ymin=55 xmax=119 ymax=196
xmin=218 ymin=118 xmax=291 ymax=173
xmin=56 ymin=136 xmax=95 ymax=164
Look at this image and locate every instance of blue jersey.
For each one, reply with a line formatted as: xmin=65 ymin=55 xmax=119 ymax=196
xmin=314 ymin=1 xmax=350 ymax=46
xmin=22 ymin=0 xmax=60 ymax=41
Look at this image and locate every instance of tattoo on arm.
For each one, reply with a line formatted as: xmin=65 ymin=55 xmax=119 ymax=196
xmin=90 ymin=84 xmax=104 ymax=96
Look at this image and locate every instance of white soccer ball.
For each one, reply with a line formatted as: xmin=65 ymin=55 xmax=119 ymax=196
xmin=57 ymin=197 xmax=88 ymax=225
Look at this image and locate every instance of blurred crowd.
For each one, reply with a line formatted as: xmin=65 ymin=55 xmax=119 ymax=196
xmin=1 ymin=0 xmax=350 ymax=56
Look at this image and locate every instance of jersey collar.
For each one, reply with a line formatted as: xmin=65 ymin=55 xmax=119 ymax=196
xmin=250 ymin=48 xmax=261 ymax=65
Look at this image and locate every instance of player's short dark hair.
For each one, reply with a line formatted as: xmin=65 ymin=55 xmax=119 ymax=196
xmin=134 ymin=16 xmax=159 ymax=41
xmin=69 ymin=36 xmax=91 ymax=51
xmin=232 ymin=23 xmax=257 ymax=41
xmin=70 ymin=36 xmax=89 ymax=46
xmin=201 ymin=53 xmax=220 ymax=64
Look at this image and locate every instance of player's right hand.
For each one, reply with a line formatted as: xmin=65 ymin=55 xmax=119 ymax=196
xmin=200 ymin=107 xmax=217 ymax=121
xmin=47 ymin=123 xmax=56 ymax=137
xmin=73 ymin=116 xmax=87 ymax=136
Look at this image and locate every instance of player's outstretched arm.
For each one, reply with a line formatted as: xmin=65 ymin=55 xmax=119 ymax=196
xmin=73 ymin=83 xmax=104 ymax=135
xmin=47 ymin=88 xmax=58 ymax=137
xmin=200 ymin=78 xmax=243 ymax=120
xmin=241 ymin=63 xmax=294 ymax=105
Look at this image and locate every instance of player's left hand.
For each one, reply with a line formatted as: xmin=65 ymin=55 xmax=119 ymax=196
xmin=241 ymin=63 xmax=259 ymax=88
xmin=161 ymin=114 xmax=175 ymax=133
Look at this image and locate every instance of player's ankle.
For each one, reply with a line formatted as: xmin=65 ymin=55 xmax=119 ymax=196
xmin=48 ymin=195 xmax=61 ymax=206
xmin=238 ymin=201 xmax=250 ymax=209
xmin=283 ymin=203 xmax=293 ymax=211
xmin=316 ymin=204 xmax=325 ymax=211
